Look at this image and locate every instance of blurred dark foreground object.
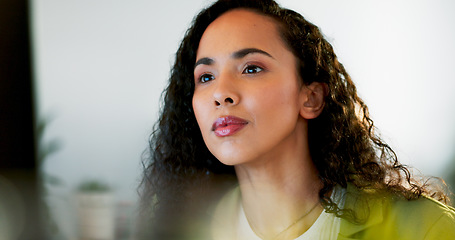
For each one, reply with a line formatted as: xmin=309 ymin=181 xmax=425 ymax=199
xmin=0 ymin=0 xmax=45 ymax=239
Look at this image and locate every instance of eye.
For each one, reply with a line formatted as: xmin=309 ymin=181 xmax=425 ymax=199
xmin=199 ymin=73 xmax=215 ymax=83
xmin=242 ymin=65 xmax=263 ymax=74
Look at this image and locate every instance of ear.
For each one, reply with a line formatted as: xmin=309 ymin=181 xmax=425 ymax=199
xmin=299 ymin=82 xmax=328 ymax=119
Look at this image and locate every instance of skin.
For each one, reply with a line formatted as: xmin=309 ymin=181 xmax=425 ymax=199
xmin=192 ymin=9 xmax=327 ymax=239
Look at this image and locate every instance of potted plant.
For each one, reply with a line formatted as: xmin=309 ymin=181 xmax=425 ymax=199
xmin=76 ymin=180 xmax=114 ymax=240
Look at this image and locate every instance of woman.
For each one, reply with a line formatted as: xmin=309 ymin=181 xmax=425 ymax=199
xmin=140 ymin=0 xmax=455 ymax=239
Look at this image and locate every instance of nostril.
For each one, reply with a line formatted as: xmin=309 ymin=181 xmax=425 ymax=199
xmin=225 ymin=97 xmax=234 ymax=104
xmin=215 ymin=100 xmax=221 ymax=106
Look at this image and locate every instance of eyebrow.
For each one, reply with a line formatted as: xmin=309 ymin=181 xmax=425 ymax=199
xmin=194 ymin=48 xmax=274 ymax=69
xmin=232 ymin=48 xmax=274 ymax=59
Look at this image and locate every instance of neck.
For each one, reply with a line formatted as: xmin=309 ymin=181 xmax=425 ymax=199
xmin=234 ymin=122 xmax=323 ymax=239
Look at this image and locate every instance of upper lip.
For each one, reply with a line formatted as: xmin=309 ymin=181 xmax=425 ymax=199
xmin=212 ymin=116 xmax=248 ymax=130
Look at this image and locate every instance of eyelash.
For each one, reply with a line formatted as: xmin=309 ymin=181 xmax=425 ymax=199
xmin=197 ymin=64 xmax=264 ymax=83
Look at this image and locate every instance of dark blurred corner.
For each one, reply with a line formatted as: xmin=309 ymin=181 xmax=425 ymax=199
xmin=0 ymin=0 xmax=45 ymax=239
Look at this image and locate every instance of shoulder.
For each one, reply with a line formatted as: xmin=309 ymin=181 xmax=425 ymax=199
xmin=390 ymin=194 xmax=454 ymax=220
xmin=339 ymin=185 xmax=455 ymax=240
xmin=385 ymin=195 xmax=455 ymax=239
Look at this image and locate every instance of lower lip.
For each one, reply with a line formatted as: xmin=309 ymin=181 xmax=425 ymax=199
xmin=214 ymin=124 xmax=247 ymax=137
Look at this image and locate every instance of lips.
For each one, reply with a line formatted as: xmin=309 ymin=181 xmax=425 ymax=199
xmin=212 ymin=116 xmax=248 ymax=137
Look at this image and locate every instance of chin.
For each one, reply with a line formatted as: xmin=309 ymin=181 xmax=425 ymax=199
xmin=212 ymin=151 xmax=248 ymax=166
xmin=206 ymin=142 xmax=255 ymax=166
xmin=215 ymin=156 xmax=242 ymax=166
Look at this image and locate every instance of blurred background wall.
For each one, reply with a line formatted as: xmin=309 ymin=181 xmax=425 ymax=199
xmin=27 ymin=0 xmax=455 ymax=239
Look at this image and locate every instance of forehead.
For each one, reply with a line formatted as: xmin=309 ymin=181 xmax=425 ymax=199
xmin=197 ymin=9 xmax=287 ymax=58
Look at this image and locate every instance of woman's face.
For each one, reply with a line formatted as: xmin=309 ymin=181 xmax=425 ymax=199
xmin=192 ymin=9 xmax=307 ymax=166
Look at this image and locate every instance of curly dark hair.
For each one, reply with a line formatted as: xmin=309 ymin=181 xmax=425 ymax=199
xmin=140 ymin=0 xmax=450 ymax=237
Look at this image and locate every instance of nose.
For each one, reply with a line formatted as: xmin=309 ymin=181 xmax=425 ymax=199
xmin=214 ymin=96 xmax=235 ymax=106
xmin=213 ymin=74 xmax=240 ymax=107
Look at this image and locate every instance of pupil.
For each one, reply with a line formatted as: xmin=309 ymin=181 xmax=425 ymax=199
xmin=203 ymin=75 xmax=212 ymax=82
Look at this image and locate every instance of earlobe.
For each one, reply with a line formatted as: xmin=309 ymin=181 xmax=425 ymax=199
xmin=300 ymin=82 xmax=328 ymax=119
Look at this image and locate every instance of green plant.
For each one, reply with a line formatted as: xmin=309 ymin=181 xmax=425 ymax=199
xmin=78 ymin=180 xmax=111 ymax=193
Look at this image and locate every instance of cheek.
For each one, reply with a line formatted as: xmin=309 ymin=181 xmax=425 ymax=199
xmin=192 ymin=92 xmax=211 ymax=136
xmin=248 ymin=82 xmax=300 ymax=118
xmin=192 ymin=96 xmax=203 ymax=127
